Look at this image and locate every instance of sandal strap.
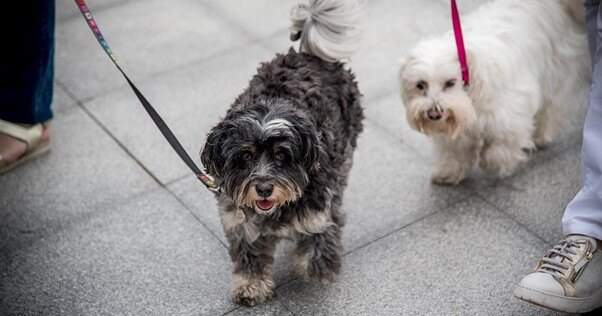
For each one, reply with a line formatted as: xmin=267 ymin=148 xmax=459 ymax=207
xmin=0 ymin=119 xmax=43 ymax=151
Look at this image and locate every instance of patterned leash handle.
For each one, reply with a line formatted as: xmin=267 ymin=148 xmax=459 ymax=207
xmin=74 ymin=0 xmax=220 ymax=193
xmin=451 ymin=0 xmax=469 ymax=87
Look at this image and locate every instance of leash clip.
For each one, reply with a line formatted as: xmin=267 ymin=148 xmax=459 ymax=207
xmin=197 ymin=173 xmax=221 ymax=194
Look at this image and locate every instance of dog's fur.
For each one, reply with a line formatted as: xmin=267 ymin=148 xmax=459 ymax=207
xmin=200 ymin=0 xmax=363 ymax=306
xmin=399 ymin=0 xmax=589 ymax=185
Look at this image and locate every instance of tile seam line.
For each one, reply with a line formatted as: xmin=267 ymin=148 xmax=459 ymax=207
xmin=474 ymin=193 xmax=552 ymax=246
xmin=220 ymin=294 xmax=296 ymax=316
xmin=363 ymin=115 xmax=431 ymax=161
xmin=273 ymin=292 xmax=297 ymax=316
xmin=220 ymin=306 xmax=241 ymax=316
xmin=341 ymin=193 xmax=475 ymax=257
xmin=165 ymin=186 xmax=229 ymax=249
xmin=272 ymin=193 xmax=477 ymax=292
xmin=68 ymin=35 xmax=271 ymax=105
xmin=164 ymin=172 xmax=193 ymax=187
xmin=468 ymin=139 xmax=582 ymax=225
xmin=58 ymin=79 xmax=233 ymax=248
xmin=55 ymin=80 xmax=163 ymax=186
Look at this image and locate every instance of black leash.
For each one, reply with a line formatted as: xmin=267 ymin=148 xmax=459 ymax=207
xmin=74 ymin=0 xmax=220 ymax=193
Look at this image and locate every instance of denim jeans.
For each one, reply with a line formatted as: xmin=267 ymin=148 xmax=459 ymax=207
xmin=562 ymin=0 xmax=602 ymax=240
xmin=0 ymin=0 xmax=55 ymax=124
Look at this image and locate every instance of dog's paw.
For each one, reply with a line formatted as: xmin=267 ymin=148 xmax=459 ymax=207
xmin=534 ymin=134 xmax=552 ymax=149
xmin=430 ymin=165 xmax=465 ymax=185
xmin=296 ymin=253 xmax=341 ymax=284
xmin=230 ymin=275 xmax=274 ymax=307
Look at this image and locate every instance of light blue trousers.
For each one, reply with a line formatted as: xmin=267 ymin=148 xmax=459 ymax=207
xmin=562 ymin=0 xmax=602 ymax=240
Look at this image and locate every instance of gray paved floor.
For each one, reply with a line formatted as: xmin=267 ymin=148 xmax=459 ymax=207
xmin=0 ymin=0 xmax=596 ymax=315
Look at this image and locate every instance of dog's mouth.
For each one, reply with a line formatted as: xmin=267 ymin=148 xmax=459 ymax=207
xmin=255 ymin=199 xmax=276 ymax=213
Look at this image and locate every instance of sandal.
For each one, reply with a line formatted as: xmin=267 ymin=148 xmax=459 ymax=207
xmin=0 ymin=119 xmax=51 ymax=175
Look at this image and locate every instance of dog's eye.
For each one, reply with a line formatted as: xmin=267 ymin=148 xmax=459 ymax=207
xmin=445 ymin=79 xmax=456 ymax=89
xmin=241 ymin=152 xmax=253 ymax=161
xmin=416 ymin=80 xmax=427 ymax=90
xmin=275 ymin=152 xmax=286 ymax=161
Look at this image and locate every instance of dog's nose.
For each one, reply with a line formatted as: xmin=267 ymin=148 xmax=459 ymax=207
xmin=427 ymin=107 xmax=444 ymax=121
xmin=255 ymin=183 xmax=274 ymax=198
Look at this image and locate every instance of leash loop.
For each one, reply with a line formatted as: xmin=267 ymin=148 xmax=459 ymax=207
xmin=74 ymin=0 xmax=220 ymax=193
xmin=451 ymin=0 xmax=469 ymax=88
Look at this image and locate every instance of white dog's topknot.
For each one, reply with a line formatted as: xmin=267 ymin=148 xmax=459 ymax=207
xmin=290 ymin=0 xmax=362 ymax=62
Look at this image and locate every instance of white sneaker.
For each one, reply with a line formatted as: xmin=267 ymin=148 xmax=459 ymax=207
xmin=514 ymin=235 xmax=602 ymax=313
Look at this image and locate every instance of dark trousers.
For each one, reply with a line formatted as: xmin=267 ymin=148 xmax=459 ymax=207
xmin=0 ymin=0 xmax=55 ymax=124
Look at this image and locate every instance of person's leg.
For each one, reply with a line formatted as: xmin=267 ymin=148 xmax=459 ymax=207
xmin=0 ymin=0 xmax=54 ymax=172
xmin=0 ymin=0 xmax=54 ymax=123
xmin=563 ymin=0 xmax=602 ymax=241
xmin=514 ymin=1 xmax=602 ymax=313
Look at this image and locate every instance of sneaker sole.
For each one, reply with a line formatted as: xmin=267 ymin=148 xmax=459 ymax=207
xmin=514 ymin=284 xmax=602 ymax=313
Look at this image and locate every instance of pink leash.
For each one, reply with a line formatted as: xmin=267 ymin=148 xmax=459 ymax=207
xmin=451 ymin=0 xmax=469 ymax=87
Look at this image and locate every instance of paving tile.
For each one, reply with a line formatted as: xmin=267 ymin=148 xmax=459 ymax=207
xmin=477 ymin=145 xmax=582 ymax=243
xmin=341 ymin=121 xmax=470 ymax=250
xmin=276 ymin=196 xmax=560 ymax=316
xmin=56 ymin=0 xmax=252 ymax=101
xmin=82 ymin=42 xmax=274 ymax=184
xmin=0 ymin=105 xmax=158 ymax=233
xmin=0 ymin=189 xmax=237 ymax=315
xmin=198 ymin=0 xmax=293 ymax=41
xmin=363 ymin=93 xmax=433 ymax=161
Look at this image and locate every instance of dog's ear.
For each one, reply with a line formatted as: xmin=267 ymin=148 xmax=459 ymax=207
xmin=293 ymin=113 xmax=323 ymax=173
xmin=398 ymin=56 xmax=409 ymax=74
xmin=200 ymin=124 xmax=227 ymax=178
xmin=305 ymin=129 xmax=323 ymax=174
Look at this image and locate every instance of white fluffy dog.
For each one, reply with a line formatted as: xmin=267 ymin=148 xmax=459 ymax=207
xmin=399 ymin=0 xmax=589 ymax=185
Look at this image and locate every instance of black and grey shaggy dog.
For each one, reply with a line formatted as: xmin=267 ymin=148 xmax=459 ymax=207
xmin=200 ymin=0 xmax=363 ymax=306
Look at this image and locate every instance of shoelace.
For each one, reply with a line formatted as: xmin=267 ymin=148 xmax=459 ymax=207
xmin=538 ymin=239 xmax=585 ymax=277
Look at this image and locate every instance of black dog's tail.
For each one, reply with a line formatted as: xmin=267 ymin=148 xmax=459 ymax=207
xmin=290 ymin=0 xmax=362 ymax=62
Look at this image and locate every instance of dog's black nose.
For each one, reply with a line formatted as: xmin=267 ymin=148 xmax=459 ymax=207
xmin=256 ymin=183 xmax=274 ymax=198
xmin=427 ymin=107 xmax=443 ymax=121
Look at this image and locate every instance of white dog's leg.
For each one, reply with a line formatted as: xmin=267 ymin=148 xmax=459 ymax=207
xmin=480 ymin=139 xmax=527 ymax=178
xmin=431 ymin=134 xmax=480 ymax=185
xmin=534 ymin=84 xmax=574 ymax=148
xmin=533 ymin=106 xmax=557 ymax=148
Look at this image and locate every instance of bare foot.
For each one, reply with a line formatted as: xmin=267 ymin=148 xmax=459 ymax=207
xmin=0 ymin=123 xmax=51 ymax=163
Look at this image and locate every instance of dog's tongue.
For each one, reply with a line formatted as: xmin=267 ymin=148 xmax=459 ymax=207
xmin=256 ymin=200 xmax=274 ymax=210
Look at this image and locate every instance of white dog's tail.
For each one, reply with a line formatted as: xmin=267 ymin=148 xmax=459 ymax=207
xmin=561 ymin=0 xmax=585 ymax=27
xmin=290 ymin=0 xmax=362 ymax=62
